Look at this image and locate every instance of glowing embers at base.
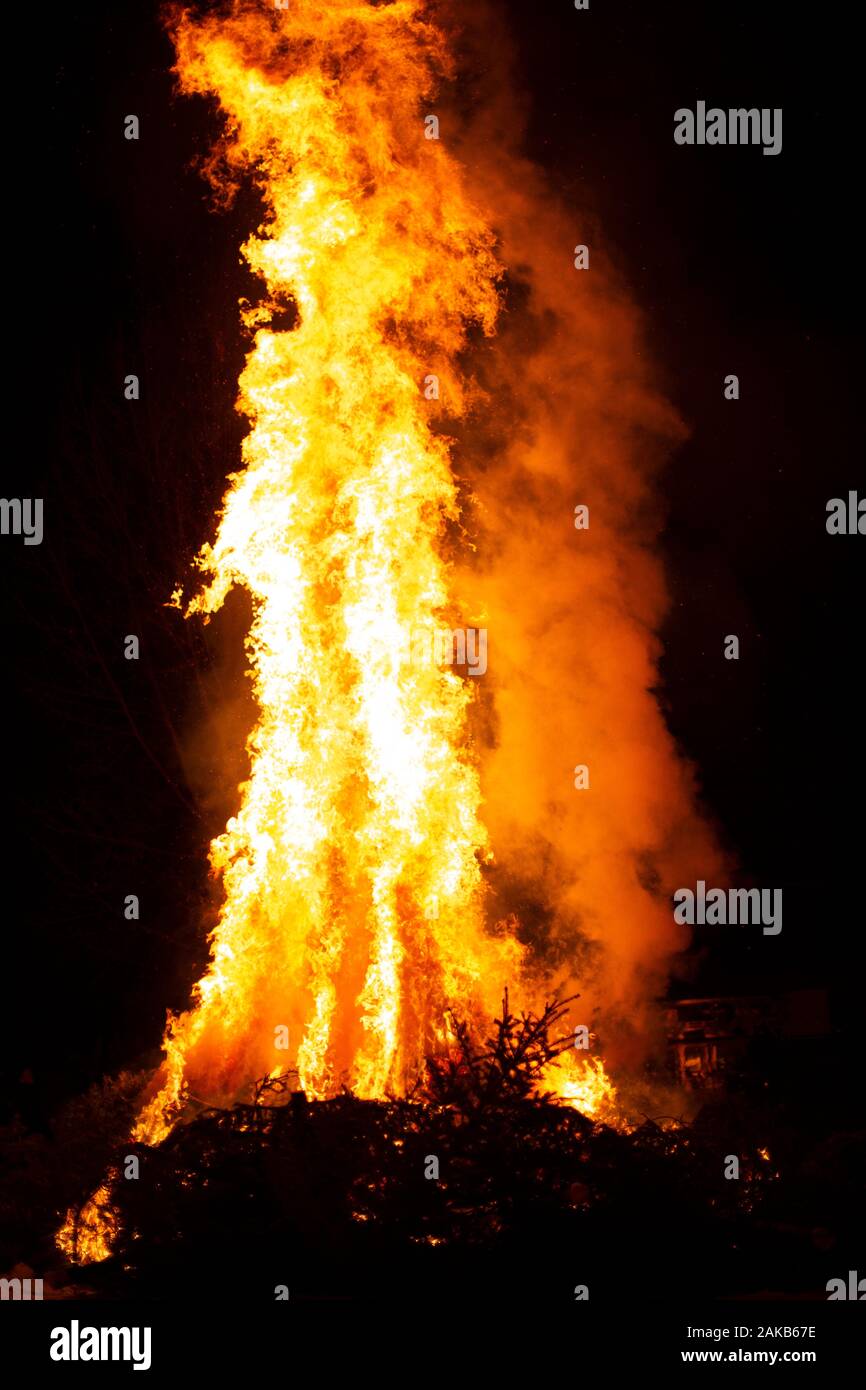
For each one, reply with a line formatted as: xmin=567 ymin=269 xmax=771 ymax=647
xmin=56 ymin=1177 xmax=119 ymax=1265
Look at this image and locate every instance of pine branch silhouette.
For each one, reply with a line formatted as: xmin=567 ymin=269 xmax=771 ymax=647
xmin=421 ymin=989 xmax=579 ymax=1112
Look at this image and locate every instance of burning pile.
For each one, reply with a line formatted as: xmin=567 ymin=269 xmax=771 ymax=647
xmin=59 ymin=0 xmax=724 ymax=1263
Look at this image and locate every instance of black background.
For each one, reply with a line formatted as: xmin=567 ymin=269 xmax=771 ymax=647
xmin=2 ymin=0 xmax=862 ymax=1115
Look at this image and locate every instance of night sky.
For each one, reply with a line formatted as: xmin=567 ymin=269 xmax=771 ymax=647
xmin=2 ymin=0 xmax=862 ymax=1114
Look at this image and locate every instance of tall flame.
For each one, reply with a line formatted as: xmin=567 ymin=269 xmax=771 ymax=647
xmin=59 ymin=0 xmax=726 ymax=1261
xmin=134 ymin=0 xmax=530 ymax=1143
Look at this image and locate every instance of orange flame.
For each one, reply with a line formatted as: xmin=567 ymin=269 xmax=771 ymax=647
xmin=130 ymin=0 xmax=533 ymax=1146
xmin=56 ymin=1180 xmax=118 ymax=1266
xmin=58 ymin=0 xmax=724 ymax=1262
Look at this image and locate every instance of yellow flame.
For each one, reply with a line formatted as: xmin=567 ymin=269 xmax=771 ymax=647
xmin=56 ymin=1181 xmax=118 ymax=1265
xmin=57 ymin=0 xmax=624 ymax=1264
xmin=134 ymin=0 xmax=532 ymax=1143
xmin=542 ymin=1052 xmax=620 ymax=1122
